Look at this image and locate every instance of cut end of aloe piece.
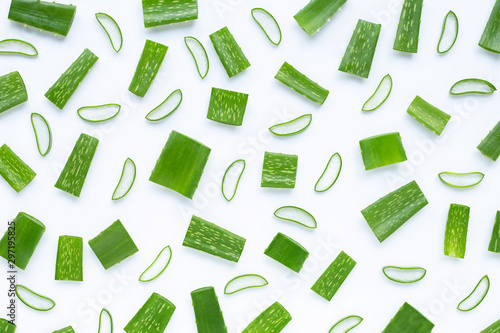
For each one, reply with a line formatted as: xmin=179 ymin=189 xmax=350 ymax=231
xmin=139 ymin=245 xmax=172 ymax=282
xmin=146 ymin=89 xmax=182 ymax=121
xmin=269 ymin=114 xmax=312 ymax=136
xmin=222 ymin=159 xmax=245 ymax=202
xmin=261 ymin=151 xmax=298 ymax=189
xmin=359 ymin=132 xmax=407 ymax=170
xmin=274 ymin=206 xmax=317 ymax=229
xmin=382 ymin=266 xmax=426 ymax=283
xmin=437 ymin=11 xmax=459 ymax=54
xmin=77 ymin=104 xmax=120 ymax=122
xmin=112 ymin=158 xmax=136 ymax=200
xmin=329 ymin=315 xmax=363 ymax=333
xmin=185 ymin=37 xmax=209 ymax=79
xmin=15 ymin=285 xmax=55 ymax=311
xmin=224 ymin=274 xmax=268 ymax=294
xmin=31 ymin=113 xmax=52 ymax=156
xmin=458 ymin=275 xmax=490 ymax=312
xmin=362 ymin=74 xmax=392 ymax=112
xmin=264 ymin=232 xmax=309 ymax=273
xmin=450 ymin=79 xmax=496 ymax=95
xmin=275 ymin=62 xmax=329 ymax=104
xmin=0 ymin=71 xmax=28 ymax=114
xmin=96 ymin=13 xmax=123 ymax=53
xmin=478 ymin=120 xmax=500 ymax=161
xmin=251 ymin=8 xmax=282 ymax=45
xmin=315 ymin=152 xmax=342 ymax=192
xmin=438 ymin=172 xmax=484 ymax=188
xmin=0 ymin=39 xmax=38 ymax=56
xmin=407 ymin=96 xmax=451 ymax=135
xmin=98 ymin=308 xmax=113 ymax=333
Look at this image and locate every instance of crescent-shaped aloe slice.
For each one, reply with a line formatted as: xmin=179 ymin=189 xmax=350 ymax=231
xmin=15 ymin=285 xmax=55 ymax=311
xmin=185 ymin=37 xmax=209 ymax=79
xmin=0 ymin=39 xmax=37 ymax=56
xmin=210 ymin=26 xmax=250 ymax=78
xmin=362 ymin=74 xmax=392 ymax=112
xmin=77 ymin=104 xmax=121 ymax=122
xmin=437 ymin=11 xmax=459 ymax=54
xmin=261 ymin=152 xmax=298 ymax=189
xmin=112 ymin=158 xmax=136 ymax=200
xmin=124 ymin=293 xmax=175 ymax=333
xmin=444 ymin=204 xmax=470 ymax=259
xmin=329 ymin=315 xmax=363 ymax=333
xmin=0 ymin=71 xmax=28 ymax=114
xmin=0 ymin=319 xmax=16 ymax=333
xmin=269 ymin=114 xmax=312 ymax=136
xmin=96 ymin=13 xmax=123 ymax=53
xmin=457 ymin=275 xmax=490 ymax=312
xmin=53 ymin=326 xmax=74 ymax=333
xmin=315 ymin=153 xmax=342 ymax=192
xmin=382 ymin=266 xmax=426 ymax=283
xmin=479 ymin=0 xmax=500 ymax=53
xmin=438 ymin=172 xmax=484 ymax=188
xmin=224 ymin=274 xmax=268 ymax=294
xmin=275 ymin=62 xmax=329 ymax=104
xmin=98 ymin=308 xmax=113 ymax=333
xmin=221 ymin=159 xmax=245 ymax=202
xmin=139 ymin=245 xmax=172 ymax=282
xmin=31 ymin=113 xmax=52 ymax=156
xmin=478 ymin=120 xmax=500 ymax=161
xmin=242 ymin=302 xmax=291 ymax=333
xmin=274 ymin=206 xmax=317 ymax=229
xmin=294 ymin=0 xmax=348 ymax=36
xmin=251 ymin=8 xmax=282 ymax=46
xmin=142 ymin=0 xmax=198 ymax=28
xmin=146 ymin=89 xmax=182 ymax=121
xmin=450 ymin=79 xmax=497 ymax=95
xmin=311 ymin=251 xmax=356 ymax=301
xmin=0 ymin=144 xmax=36 ymax=193
xmin=393 ymin=0 xmax=423 ymax=53
xmin=382 ymin=302 xmax=434 ymax=333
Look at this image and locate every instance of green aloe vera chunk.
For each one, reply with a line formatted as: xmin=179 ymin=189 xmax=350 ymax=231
xmin=444 ymin=204 xmax=470 ymax=259
xmin=0 ymin=319 xmax=16 ymax=333
xmin=488 ymin=211 xmax=500 ymax=253
xmin=0 ymin=144 xmax=36 ymax=193
xmin=478 ymin=120 xmax=500 ymax=161
xmin=52 ymin=326 xmax=74 ymax=333
xmin=311 ymin=251 xmax=356 ymax=301
xmin=0 ymin=71 xmax=28 ymax=114
xmin=261 ymin=152 xmax=298 ymax=189
xmin=382 ymin=302 xmax=434 ymax=333
xmin=264 ymin=232 xmax=309 ymax=273
xmin=359 ymin=132 xmax=407 ymax=170
xmin=124 ymin=293 xmax=175 ymax=333
xmin=407 ymin=96 xmax=451 ymax=135
xmin=207 ymin=87 xmax=249 ymax=126
xmin=242 ymin=302 xmax=291 ymax=333
xmin=142 ymin=0 xmax=198 ymax=28
xmin=294 ymin=0 xmax=348 ymax=36
xmin=129 ymin=39 xmax=168 ymax=97
xmin=209 ymin=26 xmax=250 ymax=78
xmin=393 ymin=0 xmax=423 ymax=53
xmin=191 ymin=287 xmax=227 ymax=333
xmin=479 ymin=0 xmax=500 ymax=53
xmin=55 ymin=235 xmax=83 ymax=281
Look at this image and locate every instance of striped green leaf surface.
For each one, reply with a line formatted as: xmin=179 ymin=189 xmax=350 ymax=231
xmin=142 ymin=0 xmax=198 ymax=28
xmin=55 ymin=236 xmax=83 ymax=281
xmin=393 ymin=0 xmax=423 ymax=53
xmin=261 ymin=152 xmax=298 ymax=189
xmin=382 ymin=302 xmax=434 ymax=333
xmin=444 ymin=204 xmax=470 ymax=259
xmin=359 ymin=132 xmax=407 ymax=170
xmin=264 ymin=232 xmax=309 ymax=273
xmin=124 ymin=293 xmax=175 ymax=333
xmin=488 ymin=211 xmax=500 ymax=253
xmin=294 ymin=0 xmax=348 ymax=36
xmin=479 ymin=0 xmax=500 ymax=53
xmin=242 ymin=302 xmax=292 ymax=333
xmin=0 ymin=144 xmax=36 ymax=193
xmin=311 ymin=251 xmax=356 ymax=301
xmin=191 ymin=287 xmax=227 ymax=333
xmin=407 ymin=96 xmax=451 ymax=135
xmin=0 ymin=71 xmax=28 ymax=114
xmin=207 ymin=87 xmax=249 ymax=126
xmin=209 ymin=26 xmax=250 ymax=78
xmin=478 ymin=120 xmax=500 ymax=161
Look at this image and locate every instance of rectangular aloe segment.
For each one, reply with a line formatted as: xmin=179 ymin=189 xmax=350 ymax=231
xmin=393 ymin=0 xmax=423 ymax=53
xmin=0 ymin=71 xmax=28 ymax=114
xmin=382 ymin=302 xmax=434 ymax=333
xmin=242 ymin=302 xmax=291 ymax=333
xmin=361 ymin=181 xmax=428 ymax=242
xmin=124 ymin=293 xmax=175 ymax=333
xmin=149 ymin=131 xmax=211 ymax=199
xmin=274 ymin=62 xmax=329 ymax=104
xmin=359 ymin=133 xmax=407 ymax=170
xmin=0 ymin=319 xmax=16 ymax=333
xmin=0 ymin=144 xmax=36 ymax=192
xmin=311 ymin=251 xmax=356 ymax=301
xmin=142 ymin=0 xmax=197 ymax=28
xmin=191 ymin=287 xmax=227 ymax=333
xmin=264 ymin=232 xmax=309 ymax=273
xmin=339 ymin=19 xmax=381 ymax=78
xmin=55 ymin=236 xmax=83 ymax=281
xmin=488 ymin=211 xmax=500 ymax=253
xmin=261 ymin=152 xmax=298 ymax=189
xmin=209 ymin=26 xmax=250 ymax=78
xmin=207 ymin=87 xmax=249 ymax=126
xmin=294 ymin=0 xmax=348 ymax=36
xmin=407 ymin=96 xmax=451 ymax=135
xmin=45 ymin=49 xmax=98 ymax=109
xmin=55 ymin=133 xmax=98 ymax=197
xmin=478 ymin=120 xmax=500 ymax=161
xmin=183 ymin=216 xmax=246 ymax=262
xmin=444 ymin=204 xmax=470 ymax=259
xmin=482 ymin=318 xmax=500 ymax=332
xmin=52 ymin=326 xmax=74 ymax=333
xmin=479 ymin=0 xmax=500 ymax=53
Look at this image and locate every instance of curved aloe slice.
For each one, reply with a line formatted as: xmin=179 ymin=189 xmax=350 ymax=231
xmin=362 ymin=74 xmax=392 ymax=112
xmin=458 ymin=275 xmax=490 ymax=312
xmin=274 ymin=206 xmax=317 ymax=229
xmin=437 ymin=11 xmax=459 ymax=54
xmin=77 ymin=104 xmax=120 ymax=122
xmin=31 ymin=113 xmax=52 ymax=156
xmin=315 ymin=153 xmax=342 ymax=192
xmin=329 ymin=315 xmax=363 ymax=333
xmin=146 ymin=89 xmax=182 ymax=121
xmin=184 ymin=37 xmax=209 ymax=79
xmin=0 ymin=39 xmax=37 ymax=56
xmin=438 ymin=172 xmax=484 ymax=188
xmin=294 ymin=0 xmax=348 ymax=36
xmin=450 ymin=79 xmax=496 ymax=95
xmin=112 ymin=158 xmax=136 ymax=200
xmin=489 ymin=211 xmax=500 ymax=253
xmin=224 ymin=274 xmax=268 ymax=294
xmin=269 ymin=114 xmax=311 ymax=136
xmin=139 ymin=245 xmax=172 ymax=282
xmin=98 ymin=308 xmax=113 ymax=333
xmin=478 ymin=120 xmax=500 ymax=161
xmin=479 ymin=0 xmax=500 ymax=53
xmin=382 ymin=266 xmax=426 ymax=283
xmin=15 ymin=285 xmax=55 ymax=311
xmin=96 ymin=13 xmax=123 ymax=53
xmin=0 ymin=71 xmax=28 ymax=114
xmin=251 ymin=8 xmax=282 ymax=46
xmin=222 ymin=159 xmax=245 ymax=202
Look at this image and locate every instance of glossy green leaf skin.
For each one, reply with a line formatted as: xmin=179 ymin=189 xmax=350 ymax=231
xmin=128 ymin=40 xmax=168 ymax=97
xmin=149 ymin=131 xmax=211 ymax=199
xmin=479 ymin=0 xmax=500 ymax=53
xmin=311 ymin=251 xmax=356 ymax=301
xmin=124 ymin=293 xmax=175 ymax=333
xmin=359 ymin=133 xmax=407 ymax=170
xmin=0 ymin=144 xmax=36 ymax=193
xmin=261 ymin=152 xmax=298 ymax=189
xmin=191 ymin=287 xmax=227 ymax=333
xmin=88 ymin=220 xmax=139 ymax=270
xmin=264 ymin=232 xmax=309 ymax=273
xmin=183 ymin=216 xmax=246 ymax=262
xmin=54 ymin=133 xmax=99 ymax=197
xmin=488 ymin=211 xmax=500 ymax=253
xmin=444 ymin=204 xmax=470 ymax=259
xmin=339 ymin=19 xmax=381 ymax=78
xmin=8 ymin=0 xmax=76 ymax=36
xmin=207 ymin=87 xmax=249 ymax=126
xmin=209 ymin=27 xmax=250 ymax=78
xmin=407 ymin=96 xmax=451 ymax=135
xmin=382 ymin=302 xmax=434 ymax=333
xmin=52 ymin=326 xmax=74 ymax=333
xmin=0 ymin=319 xmax=16 ymax=333
xmin=55 ymin=236 xmax=83 ymax=281
xmin=0 ymin=71 xmax=28 ymax=114
xmin=45 ymin=49 xmax=98 ymax=109
xmin=242 ymin=302 xmax=292 ymax=333
xmin=361 ymin=181 xmax=428 ymax=242
xmin=393 ymin=0 xmax=423 ymax=53
xmin=478 ymin=120 xmax=500 ymax=161
xmin=294 ymin=0 xmax=348 ymax=36
xmin=142 ymin=0 xmax=198 ymax=28
xmin=482 ymin=318 xmax=500 ymax=332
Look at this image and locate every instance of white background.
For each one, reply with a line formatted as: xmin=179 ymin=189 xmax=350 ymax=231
xmin=1 ymin=0 xmax=500 ymax=331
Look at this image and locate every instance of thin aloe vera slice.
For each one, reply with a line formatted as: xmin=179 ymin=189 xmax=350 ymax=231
xmin=0 ymin=319 xmax=16 ymax=333
xmin=311 ymin=251 xmax=356 ymax=301
xmin=359 ymin=132 xmax=407 ymax=170
xmin=53 ymin=327 xmax=74 ymax=333
xmin=444 ymin=204 xmax=470 ymax=259
xmin=437 ymin=11 xmax=459 ymax=54
xmin=0 ymin=39 xmax=37 ymax=56
xmin=139 ymin=245 xmax=172 ymax=282
xmin=128 ymin=39 xmax=168 ymax=98
xmin=124 ymin=293 xmax=175 ymax=333
xmin=31 ymin=113 xmax=51 ymax=156
xmin=339 ymin=19 xmax=381 ymax=79
xmin=0 ymin=71 xmax=28 ymax=114
xmin=264 ymin=232 xmax=309 ymax=273
xmin=98 ymin=308 xmax=113 ymax=333
xmin=261 ymin=152 xmax=298 ymax=189
xmin=242 ymin=302 xmax=291 ymax=333
xmin=269 ymin=114 xmax=312 ymax=136
xmin=478 ymin=120 xmax=500 ymax=161
xmin=183 ymin=215 xmax=246 ymax=262
xmin=393 ymin=0 xmax=423 ymax=53
xmin=315 ymin=153 xmax=342 ymax=192
xmin=221 ymin=159 xmax=245 ymax=202
xmin=88 ymin=220 xmax=139 ymax=270
xmin=96 ymin=13 xmax=123 ymax=53
xmin=145 ymin=89 xmax=182 ymax=121
xmin=191 ymin=287 xmax=227 ymax=333
xmin=450 ymin=79 xmax=496 ymax=95
xmin=438 ymin=172 xmax=484 ymax=188
xmin=362 ymin=74 xmax=392 ymax=111
xmin=488 ymin=211 xmax=500 ymax=253
xmin=77 ymin=104 xmax=121 ymax=122
xmin=185 ymin=37 xmax=209 ymax=79
xmin=382 ymin=266 xmax=426 ymax=283
xmin=329 ymin=315 xmax=363 ymax=333
xmin=142 ymin=0 xmax=198 ymax=28
xmin=479 ymin=0 xmax=500 ymax=53
xmin=112 ymin=158 xmax=136 ymax=200
xmin=15 ymin=285 xmax=55 ymax=311
xmin=275 ymin=62 xmax=329 ymax=104
xmin=224 ymin=274 xmax=268 ymax=294
xmin=0 ymin=144 xmax=36 ymax=192
xmin=407 ymin=96 xmax=451 ymax=135
xmin=8 ymin=0 xmax=76 ymax=36
xmin=382 ymin=302 xmax=434 ymax=333
xmin=361 ymin=181 xmax=428 ymax=242
xmin=55 ymin=235 xmax=83 ymax=281
xmin=458 ymin=275 xmax=490 ymax=311
xmin=251 ymin=8 xmax=282 ymax=45
xmin=209 ymin=26 xmax=250 ymax=78
xmin=294 ymin=0 xmax=348 ymax=36
xmin=207 ymin=87 xmax=249 ymax=126
xmin=149 ymin=131 xmax=211 ymax=199
xmin=55 ymin=133 xmax=99 ymax=197
xmin=274 ymin=206 xmax=317 ymax=229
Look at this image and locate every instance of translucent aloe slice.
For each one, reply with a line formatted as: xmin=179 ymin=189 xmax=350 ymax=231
xmin=457 ymin=275 xmax=490 ymax=312
xmin=438 ymin=172 xmax=484 ymax=188
xmin=274 ymin=206 xmax=317 ymax=229
xmin=315 ymin=152 xmax=342 ymax=192
xmin=329 ymin=315 xmax=363 ymax=333
xmin=251 ymin=8 xmax=282 ymax=46
xmin=77 ymin=104 xmax=120 ymax=122
xmin=222 ymin=159 xmax=245 ymax=202
xmin=224 ymin=274 xmax=268 ymax=294
xmin=112 ymin=158 xmax=136 ymax=200
xmin=450 ymin=79 xmax=496 ymax=95
xmin=437 ymin=11 xmax=458 ymax=54
xmin=269 ymin=114 xmax=312 ymax=136
xmin=96 ymin=13 xmax=123 ymax=53
xmin=31 ymin=113 xmax=52 ymax=156
xmin=145 ymin=89 xmax=182 ymax=121
xmin=382 ymin=266 xmax=426 ymax=283
xmin=15 ymin=285 xmax=55 ymax=311
xmin=98 ymin=308 xmax=113 ymax=333
xmin=0 ymin=39 xmax=37 ymax=56
xmin=139 ymin=245 xmax=172 ymax=282
xmin=185 ymin=37 xmax=209 ymax=79
xmin=362 ymin=74 xmax=392 ymax=112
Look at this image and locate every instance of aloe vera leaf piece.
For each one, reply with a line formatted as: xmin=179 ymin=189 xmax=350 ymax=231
xmin=482 ymin=318 xmax=500 ymax=332
xmin=479 ymin=0 xmax=500 ymax=53
xmin=185 ymin=36 xmax=209 ymax=79
xmin=393 ymin=0 xmax=423 ymax=53
xmin=98 ymin=308 xmax=113 ymax=333
xmin=293 ymin=0 xmax=348 ymax=36
xmin=362 ymin=74 xmax=392 ymax=111
xmin=224 ymin=274 xmax=268 ymax=294
xmin=438 ymin=172 xmax=484 ymax=188
xmin=382 ymin=266 xmax=426 ymax=283
xmin=0 ymin=39 xmax=37 ymax=56
xmin=382 ymin=302 xmax=434 ymax=333
xmin=251 ymin=8 xmax=282 ymax=45
xmin=96 ymin=12 xmax=123 ymax=53
xmin=407 ymin=96 xmax=451 ymax=135
xmin=311 ymin=251 xmax=356 ymax=301
xmin=457 ymin=275 xmax=490 ymax=311
xmin=315 ymin=152 xmax=342 ymax=192
xmin=142 ymin=0 xmax=198 ymax=28
xmin=444 ymin=203 xmax=470 ymax=259
xmin=139 ymin=245 xmax=172 ymax=282
xmin=241 ymin=302 xmax=292 ymax=333
xmin=112 ymin=158 xmax=136 ymax=200
xmin=269 ymin=114 xmax=312 ymax=136
xmin=207 ymin=87 xmax=249 ymax=126
xmin=274 ymin=206 xmax=317 ymax=229
xmin=31 ymin=113 xmax=52 ymax=156
xmin=261 ymin=152 xmax=298 ymax=189
xmin=329 ymin=315 xmax=363 ymax=333
xmin=55 ymin=235 xmax=83 ymax=281
xmin=53 ymin=326 xmax=74 ymax=333
xmin=359 ymin=132 xmax=407 ymax=170
xmin=209 ymin=26 xmax=250 ymax=78
xmin=478 ymin=120 xmax=500 ymax=161
xmin=77 ymin=104 xmax=121 ymax=122
xmin=191 ymin=286 xmax=227 ymax=333
xmin=437 ymin=11 xmax=459 ymax=54
xmin=221 ymin=159 xmax=245 ymax=202
xmin=0 ymin=71 xmax=28 ymax=114
xmin=145 ymin=89 xmax=182 ymax=121
xmin=488 ymin=211 xmax=500 ymax=253
xmin=264 ymin=232 xmax=309 ymax=273
xmin=15 ymin=285 xmax=55 ymax=311
xmin=450 ymin=79 xmax=496 ymax=95
xmin=124 ymin=293 xmax=175 ymax=333
xmin=0 ymin=319 xmax=16 ymax=333
xmin=0 ymin=144 xmax=36 ymax=192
